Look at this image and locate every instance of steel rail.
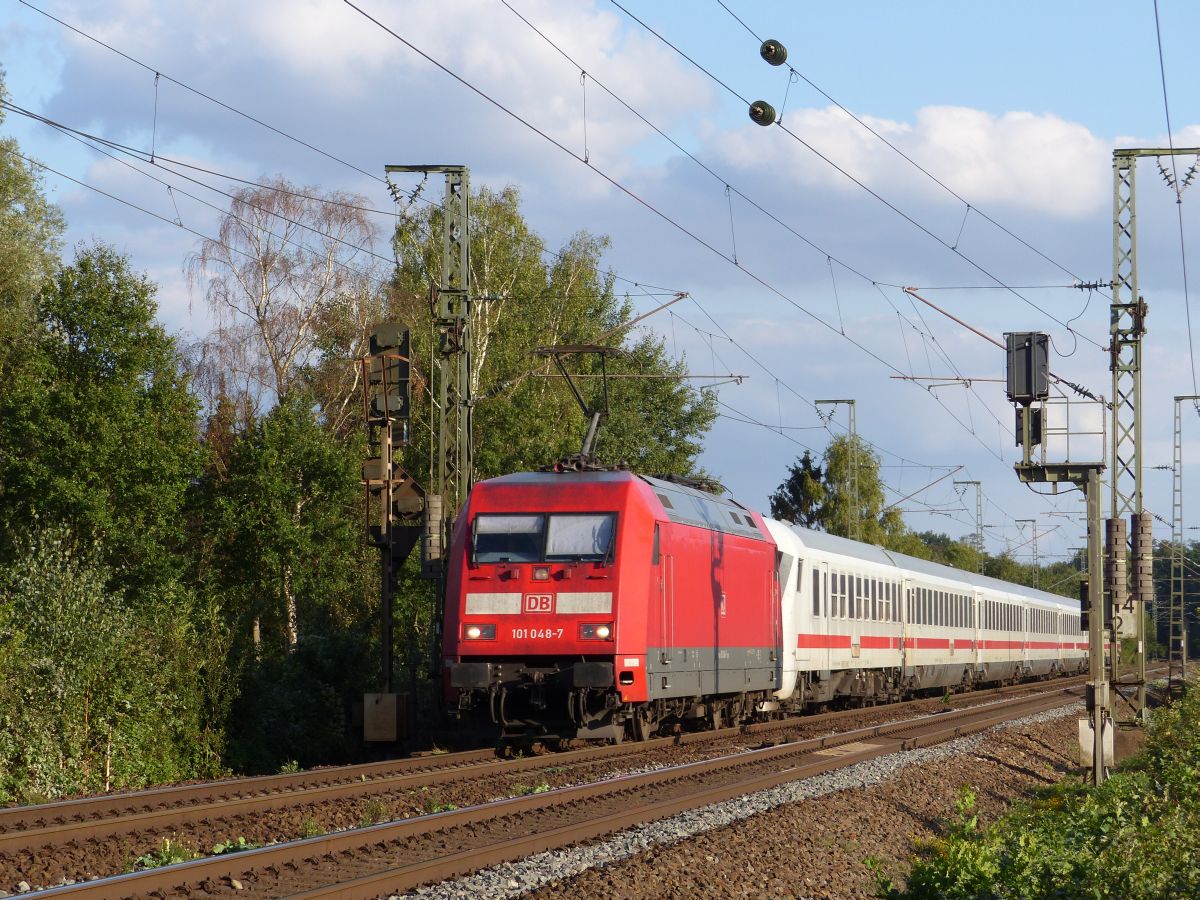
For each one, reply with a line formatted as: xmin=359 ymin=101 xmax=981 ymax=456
xmin=31 ymin=686 xmax=1084 ymax=899
xmin=1 ymin=672 xmax=1098 ymax=858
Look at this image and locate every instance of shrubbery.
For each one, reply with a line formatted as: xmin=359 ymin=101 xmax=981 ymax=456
xmin=0 ymin=529 xmax=226 ymax=803
xmin=885 ymin=691 xmax=1200 ymax=899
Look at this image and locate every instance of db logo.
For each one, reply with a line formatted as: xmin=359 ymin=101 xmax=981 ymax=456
xmin=524 ymin=594 xmax=554 ymax=613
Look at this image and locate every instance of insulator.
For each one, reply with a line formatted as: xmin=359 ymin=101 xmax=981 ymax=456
xmin=421 ymin=494 xmax=445 ymax=578
xmin=1131 ymin=512 xmax=1154 ymax=604
xmin=1104 ymin=518 xmax=1128 ymax=609
xmin=748 ymin=100 xmax=776 ymax=127
xmin=759 ymin=39 xmax=787 ymax=66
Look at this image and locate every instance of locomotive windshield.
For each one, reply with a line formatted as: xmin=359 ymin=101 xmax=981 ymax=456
xmin=472 ymin=513 xmax=615 ymax=563
xmin=546 ymin=514 xmax=614 ymax=561
xmin=473 ymin=514 xmax=544 ymax=562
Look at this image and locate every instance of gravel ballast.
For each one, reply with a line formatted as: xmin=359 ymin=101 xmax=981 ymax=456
xmin=406 ymin=702 xmax=1086 ymax=899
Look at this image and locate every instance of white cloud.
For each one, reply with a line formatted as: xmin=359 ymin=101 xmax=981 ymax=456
xmin=712 ymin=104 xmax=1110 ymax=218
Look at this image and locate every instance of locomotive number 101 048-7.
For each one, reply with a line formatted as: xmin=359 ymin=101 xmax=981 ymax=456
xmin=511 ymin=627 xmax=565 ymax=640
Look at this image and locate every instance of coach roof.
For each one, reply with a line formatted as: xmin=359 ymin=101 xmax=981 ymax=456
xmin=782 ymin=521 xmax=1076 ymax=610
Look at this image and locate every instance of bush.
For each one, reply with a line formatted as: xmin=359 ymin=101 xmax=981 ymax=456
xmin=0 ymin=528 xmax=226 ymax=803
xmin=222 ymin=627 xmax=376 ymax=774
xmin=885 ymin=692 xmax=1200 ymax=899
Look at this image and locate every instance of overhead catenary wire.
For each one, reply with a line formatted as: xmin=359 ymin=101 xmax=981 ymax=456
xmin=25 ymin=0 xmax=1012 ymax=493
xmin=496 ymin=0 xmax=1037 ymax=453
xmin=339 ymin=0 xmax=1012 ymax=479
xmin=1151 ymin=0 xmax=1199 ymax=395
xmin=13 ymin=0 xmax=701 ymax=306
xmin=19 ymin=0 xmax=1064 ymax=550
xmin=607 ymin=0 xmax=1106 ymax=353
xmin=491 ymin=0 xmax=1103 ymax=506
xmin=711 ymin=0 xmax=1114 ymax=300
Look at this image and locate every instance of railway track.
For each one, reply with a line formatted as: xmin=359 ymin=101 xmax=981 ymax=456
xmin=27 ymin=684 xmax=1086 ymax=899
xmin=1 ymin=673 xmax=1091 ymax=865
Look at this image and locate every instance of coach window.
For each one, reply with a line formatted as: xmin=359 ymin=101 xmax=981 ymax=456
xmin=870 ymin=580 xmax=878 ymax=620
xmin=812 ymin=568 xmax=821 ymax=617
xmin=840 ymin=573 xmax=847 ymax=617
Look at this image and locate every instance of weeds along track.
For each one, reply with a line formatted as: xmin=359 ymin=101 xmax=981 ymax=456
xmin=2 ymin=673 xmax=1091 ymax=865
xmin=27 ymin=686 xmax=1086 ymax=899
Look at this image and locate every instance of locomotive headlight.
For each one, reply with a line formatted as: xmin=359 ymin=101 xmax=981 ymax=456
xmin=581 ymin=623 xmax=613 ymax=640
xmin=596 ymin=624 xmax=611 ymax=639
xmin=464 ymin=624 xmax=496 ymax=640
xmin=466 ymin=625 xmax=481 ymax=639
xmin=532 ymin=566 xmax=551 ymax=581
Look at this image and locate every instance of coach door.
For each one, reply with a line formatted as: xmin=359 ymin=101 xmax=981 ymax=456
xmin=901 ymin=577 xmax=913 ymax=675
xmin=973 ymin=591 xmax=983 ymax=666
xmin=809 ymin=561 xmax=831 ymax=667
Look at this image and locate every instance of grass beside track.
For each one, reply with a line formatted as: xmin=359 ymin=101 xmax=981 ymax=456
xmin=881 ymin=686 xmax=1200 ymax=899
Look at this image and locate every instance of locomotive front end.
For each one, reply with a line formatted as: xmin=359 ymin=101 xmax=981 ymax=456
xmin=443 ymin=472 xmax=653 ymax=743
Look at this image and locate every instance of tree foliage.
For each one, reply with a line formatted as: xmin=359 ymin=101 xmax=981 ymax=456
xmin=389 ymin=184 xmax=716 ymax=478
xmin=770 ymin=450 xmax=826 ymax=526
xmin=0 ymin=167 xmax=722 ymax=792
xmin=0 ymin=243 xmax=201 ymax=592
xmin=0 ymin=529 xmax=225 ymax=803
xmin=0 ymin=71 xmax=65 ymax=357
xmin=769 ymin=436 xmax=904 ymax=547
xmin=196 ymin=392 xmax=370 ymax=651
xmin=187 ymin=176 xmax=383 ymax=411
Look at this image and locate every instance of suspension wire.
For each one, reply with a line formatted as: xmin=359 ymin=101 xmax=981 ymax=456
xmin=1152 ymin=0 xmax=1199 ymax=394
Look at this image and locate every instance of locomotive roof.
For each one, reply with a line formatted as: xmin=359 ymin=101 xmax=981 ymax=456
xmin=783 ymin=522 xmax=1077 ymax=609
xmin=482 ymin=470 xmax=641 ymax=485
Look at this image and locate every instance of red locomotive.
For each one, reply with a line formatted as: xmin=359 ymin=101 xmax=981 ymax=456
xmin=443 ymin=470 xmax=1086 ymax=743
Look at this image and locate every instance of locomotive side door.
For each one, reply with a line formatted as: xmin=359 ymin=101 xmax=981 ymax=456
xmin=653 ymin=523 xmax=675 ymax=659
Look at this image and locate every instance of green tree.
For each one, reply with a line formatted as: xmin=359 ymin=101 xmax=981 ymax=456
xmin=200 ymin=392 xmax=370 ymax=652
xmin=785 ymin=434 xmax=906 ymax=547
xmin=388 ymin=184 xmax=716 ymax=479
xmin=195 ymin=393 xmax=378 ymax=770
xmin=0 ymin=243 xmax=202 ymax=592
xmin=0 ymin=70 xmax=65 ymax=359
xmin=769 ymin=450 xmax=826 ymax=526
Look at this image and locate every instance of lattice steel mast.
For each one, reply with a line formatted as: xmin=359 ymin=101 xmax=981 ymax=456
xmin=955 ymin=480 xmax=984 ymax=571
xmin=1170 ymin=395 xmax=1199 ymax=693
xmin=1108 ymin=148 xmax=1200 ymax=720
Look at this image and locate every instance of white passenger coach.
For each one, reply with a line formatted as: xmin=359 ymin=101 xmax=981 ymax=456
xmin=765 ymin=521 xmax=1087 ymax=707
